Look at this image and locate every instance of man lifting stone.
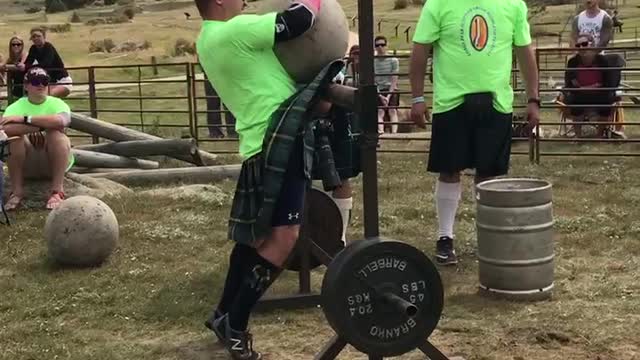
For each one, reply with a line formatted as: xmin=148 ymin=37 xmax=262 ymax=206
xmin=193 ymin=0 xmax=329 ymax=358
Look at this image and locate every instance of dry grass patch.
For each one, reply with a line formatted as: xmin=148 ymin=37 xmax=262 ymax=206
xmin=1 ymin=154 xmax=640 ymax=359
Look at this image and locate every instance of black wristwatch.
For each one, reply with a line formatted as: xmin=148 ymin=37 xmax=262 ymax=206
xmin=528 ymin=98 xmax=541 ymax=107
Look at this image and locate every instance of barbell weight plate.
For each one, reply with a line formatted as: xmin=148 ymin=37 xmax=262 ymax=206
xmin=321 ymin=238 xmax=444 ymax=357
xmin=286 ymin=188 xmax=344 ymax=271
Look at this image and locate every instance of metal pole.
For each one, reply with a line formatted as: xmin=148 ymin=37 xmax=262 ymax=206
xmin=357 ymin=0 xmax=380 ymax=239
xmin=137 ymin=66 xmax=144 ymax=132
xmin=88 ymin=67 xmax=99 ymax=144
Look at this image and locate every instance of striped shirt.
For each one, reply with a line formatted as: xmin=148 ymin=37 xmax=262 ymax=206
xmin=374 ymin=56 xmax=399 ymax=89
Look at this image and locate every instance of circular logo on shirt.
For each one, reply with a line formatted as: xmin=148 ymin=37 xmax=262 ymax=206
xmin=460 ymin=7 xmax=497 ymax=56
xmin=469 ymin=15 xmax=489 ymax=51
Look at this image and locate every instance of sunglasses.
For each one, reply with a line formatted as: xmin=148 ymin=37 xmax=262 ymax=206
xmin=11 ymin=43 xmax=22 ymax=47
xmin=375 ymin=43 xmax=386 ymax=47
xmin=29 ymin=77 xmax=50 ymax=87
xmin=576 ymin=41 xmax=589 ymax=47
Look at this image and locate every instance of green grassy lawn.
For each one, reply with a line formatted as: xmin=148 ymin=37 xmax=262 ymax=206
xmin=2 ymin=153 xmax=640 ymax=360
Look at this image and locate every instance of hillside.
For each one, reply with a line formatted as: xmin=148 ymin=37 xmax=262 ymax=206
xmin=1 ymin=0 xmax=640 ymax=68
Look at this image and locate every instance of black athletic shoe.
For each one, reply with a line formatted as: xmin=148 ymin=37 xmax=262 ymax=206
xmin=435 ymin=236 xmax=458 ymax=266
xmin=224 ymin=321 xmax=262 ymax=360
xmin=204 ymin=309 xmax=225 ymax=343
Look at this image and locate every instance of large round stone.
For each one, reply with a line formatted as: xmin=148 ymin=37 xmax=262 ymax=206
xmin=44 ymin=195 xmax=119 ymax=267
xmin=259 ymin=0 xmax=349 ymax=83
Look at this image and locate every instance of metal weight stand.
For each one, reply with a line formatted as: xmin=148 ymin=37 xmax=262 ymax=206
xmin=312 ymin=0 xmax=451 ymax=358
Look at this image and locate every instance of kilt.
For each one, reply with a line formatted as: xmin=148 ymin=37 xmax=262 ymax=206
xmin=311 ymin=105 xmax=362 ymax=182
xmin=227 ymin=60 xmax=346 ymax=246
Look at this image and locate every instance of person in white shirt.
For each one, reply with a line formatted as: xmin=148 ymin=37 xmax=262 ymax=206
xmin=570 ymin=0 xmax=613 ymax=48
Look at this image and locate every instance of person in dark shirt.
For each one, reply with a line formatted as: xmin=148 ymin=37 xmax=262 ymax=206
xmin=564 ymin=36 xmax=615 ymax=137
xmin=25 ymin=27 xmax=72 ymax=98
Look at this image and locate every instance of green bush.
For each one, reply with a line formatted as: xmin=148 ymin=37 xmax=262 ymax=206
xmin=47 ymin=23 xmax=72 ymax=33
xmin=25 ymin=6 xmax=42 ymax=13
xmin=122 ymin=6 xmax=135 ymax=19
xmin=45 ymin=0 xmax=67 ymax=13
xmin=70 ymin=11 xmax=82 ymax=22
xmin=173 ymin=38 xmax=197 ymax=56
xmin=89 ymin=38 xmax=116 ymax=53
xmin=393 ymin=0 xmax=408 ymax=9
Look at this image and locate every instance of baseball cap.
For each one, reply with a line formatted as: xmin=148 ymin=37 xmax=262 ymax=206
xmin=25 ymin=67 xmax=50 ymax=81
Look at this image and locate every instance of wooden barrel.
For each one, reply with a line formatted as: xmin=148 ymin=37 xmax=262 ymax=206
xmin=475 ymin=178 xmax=554 ymax=301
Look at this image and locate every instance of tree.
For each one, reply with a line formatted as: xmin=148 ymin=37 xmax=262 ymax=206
xmin=45 ymin=0 xmax=68 ymax=13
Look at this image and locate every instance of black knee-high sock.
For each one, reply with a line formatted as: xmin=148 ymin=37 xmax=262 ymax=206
xmin=228 ymin=252 xmax=280 ymax=332
xmin=216 ymin=243 xmax=255 ymax=315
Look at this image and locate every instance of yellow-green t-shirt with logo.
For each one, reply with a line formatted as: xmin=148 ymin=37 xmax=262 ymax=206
xmin=413 ymin=0 xmax=531 ymax=114
xmin=196 ymin=13 xmax=297 ymax=159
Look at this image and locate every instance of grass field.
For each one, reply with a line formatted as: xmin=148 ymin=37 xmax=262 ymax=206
xmin=2 ymin=1 xmax=640 ymax=359
xmin=2 ymin=154 xmax=640 ymax=360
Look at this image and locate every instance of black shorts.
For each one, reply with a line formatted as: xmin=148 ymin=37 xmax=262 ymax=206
xmin=567 ymin=92 xmax=613 ymax=117
xmin=271 ymin=140 xmax=307 ymax=227
xmin=377 ymin=87 xmax=400 ymax=108
xmin=427 ymin=94 xmax=512 ymax=178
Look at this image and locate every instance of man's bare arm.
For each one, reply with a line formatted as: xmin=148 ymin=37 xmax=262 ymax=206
xmin=570 ymin=16 xmax=579 ymax=48
xmin=599 ymin=15 xmax=613 ymax=47
xmin=515 ymin=45 xmax=539 ymax=100
xmin=409 ymin=43 xmax=432 ymax=98
xmin=30 ymin=113 xmax=70 ymax=129
xmin=1 ymin=113 xmax=69 ymax=133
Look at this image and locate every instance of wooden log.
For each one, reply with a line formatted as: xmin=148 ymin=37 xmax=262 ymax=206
xmin=72 ymin=149 xmax=159 ymax=170
xmin=69 ymin=112 xmax=217 ymax=166
xmin=70 ymin=167 xmax=140 ymax=174
xmin=83 ymin=164 xmax=242 ymax=187
xmin=75 ymin=138 xmax=198 ymax=158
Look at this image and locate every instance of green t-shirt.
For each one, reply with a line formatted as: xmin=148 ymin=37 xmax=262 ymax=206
xmin=196 ymin=13 xmax=297 ymax=159
xmin=413 ymin=0 xmax=532 ymax=114
xmin=3 ymin=96 xmax=71 ymax=118
xmin=3 ymin=96 xmax=74 ymax=170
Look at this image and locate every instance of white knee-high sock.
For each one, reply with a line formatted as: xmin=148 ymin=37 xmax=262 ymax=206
xmin=435 ymin=181 xmax=462 ymax=239
xmin=333 ymin=197 xmax=353 ymax=244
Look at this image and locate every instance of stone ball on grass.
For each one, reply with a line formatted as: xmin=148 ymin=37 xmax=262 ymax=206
xmin=44 ymin=195 xmax=119 ymax=267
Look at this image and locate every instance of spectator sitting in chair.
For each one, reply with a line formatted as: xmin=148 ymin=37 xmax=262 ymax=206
xmin=563 ymin=36 xmax=618 ymax=138
xmin=0 ymin=67 xmax=74 ymax=211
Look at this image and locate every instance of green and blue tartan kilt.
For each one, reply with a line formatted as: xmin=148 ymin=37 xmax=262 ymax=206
xmin=313 ymin=105 xmax=362 ymax=181
xmin=227 ymin=60 xmax=346 ymax=246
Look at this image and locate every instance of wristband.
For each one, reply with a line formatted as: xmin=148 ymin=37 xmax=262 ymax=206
xmin=527 ymin=98 xmax=541 ymax=107
xmin=412 ymin=96 xmax=425 ymax=104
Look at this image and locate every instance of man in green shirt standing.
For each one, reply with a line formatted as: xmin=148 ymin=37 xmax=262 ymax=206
xmin=194 ymin=0 xmax=325 ymax=358
xmin=0 ymin=67 xmax=73 ymax=211
xmin=409 ymin=0 xmax=540 ymax=265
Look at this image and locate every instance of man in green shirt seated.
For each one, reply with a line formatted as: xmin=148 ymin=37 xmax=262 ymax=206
xmin=0 ymin=67 xmax=73 ymax=211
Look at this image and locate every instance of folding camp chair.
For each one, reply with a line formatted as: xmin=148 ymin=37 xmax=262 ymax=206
xmin=555 ymin=53 xmax=626 ymax=139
